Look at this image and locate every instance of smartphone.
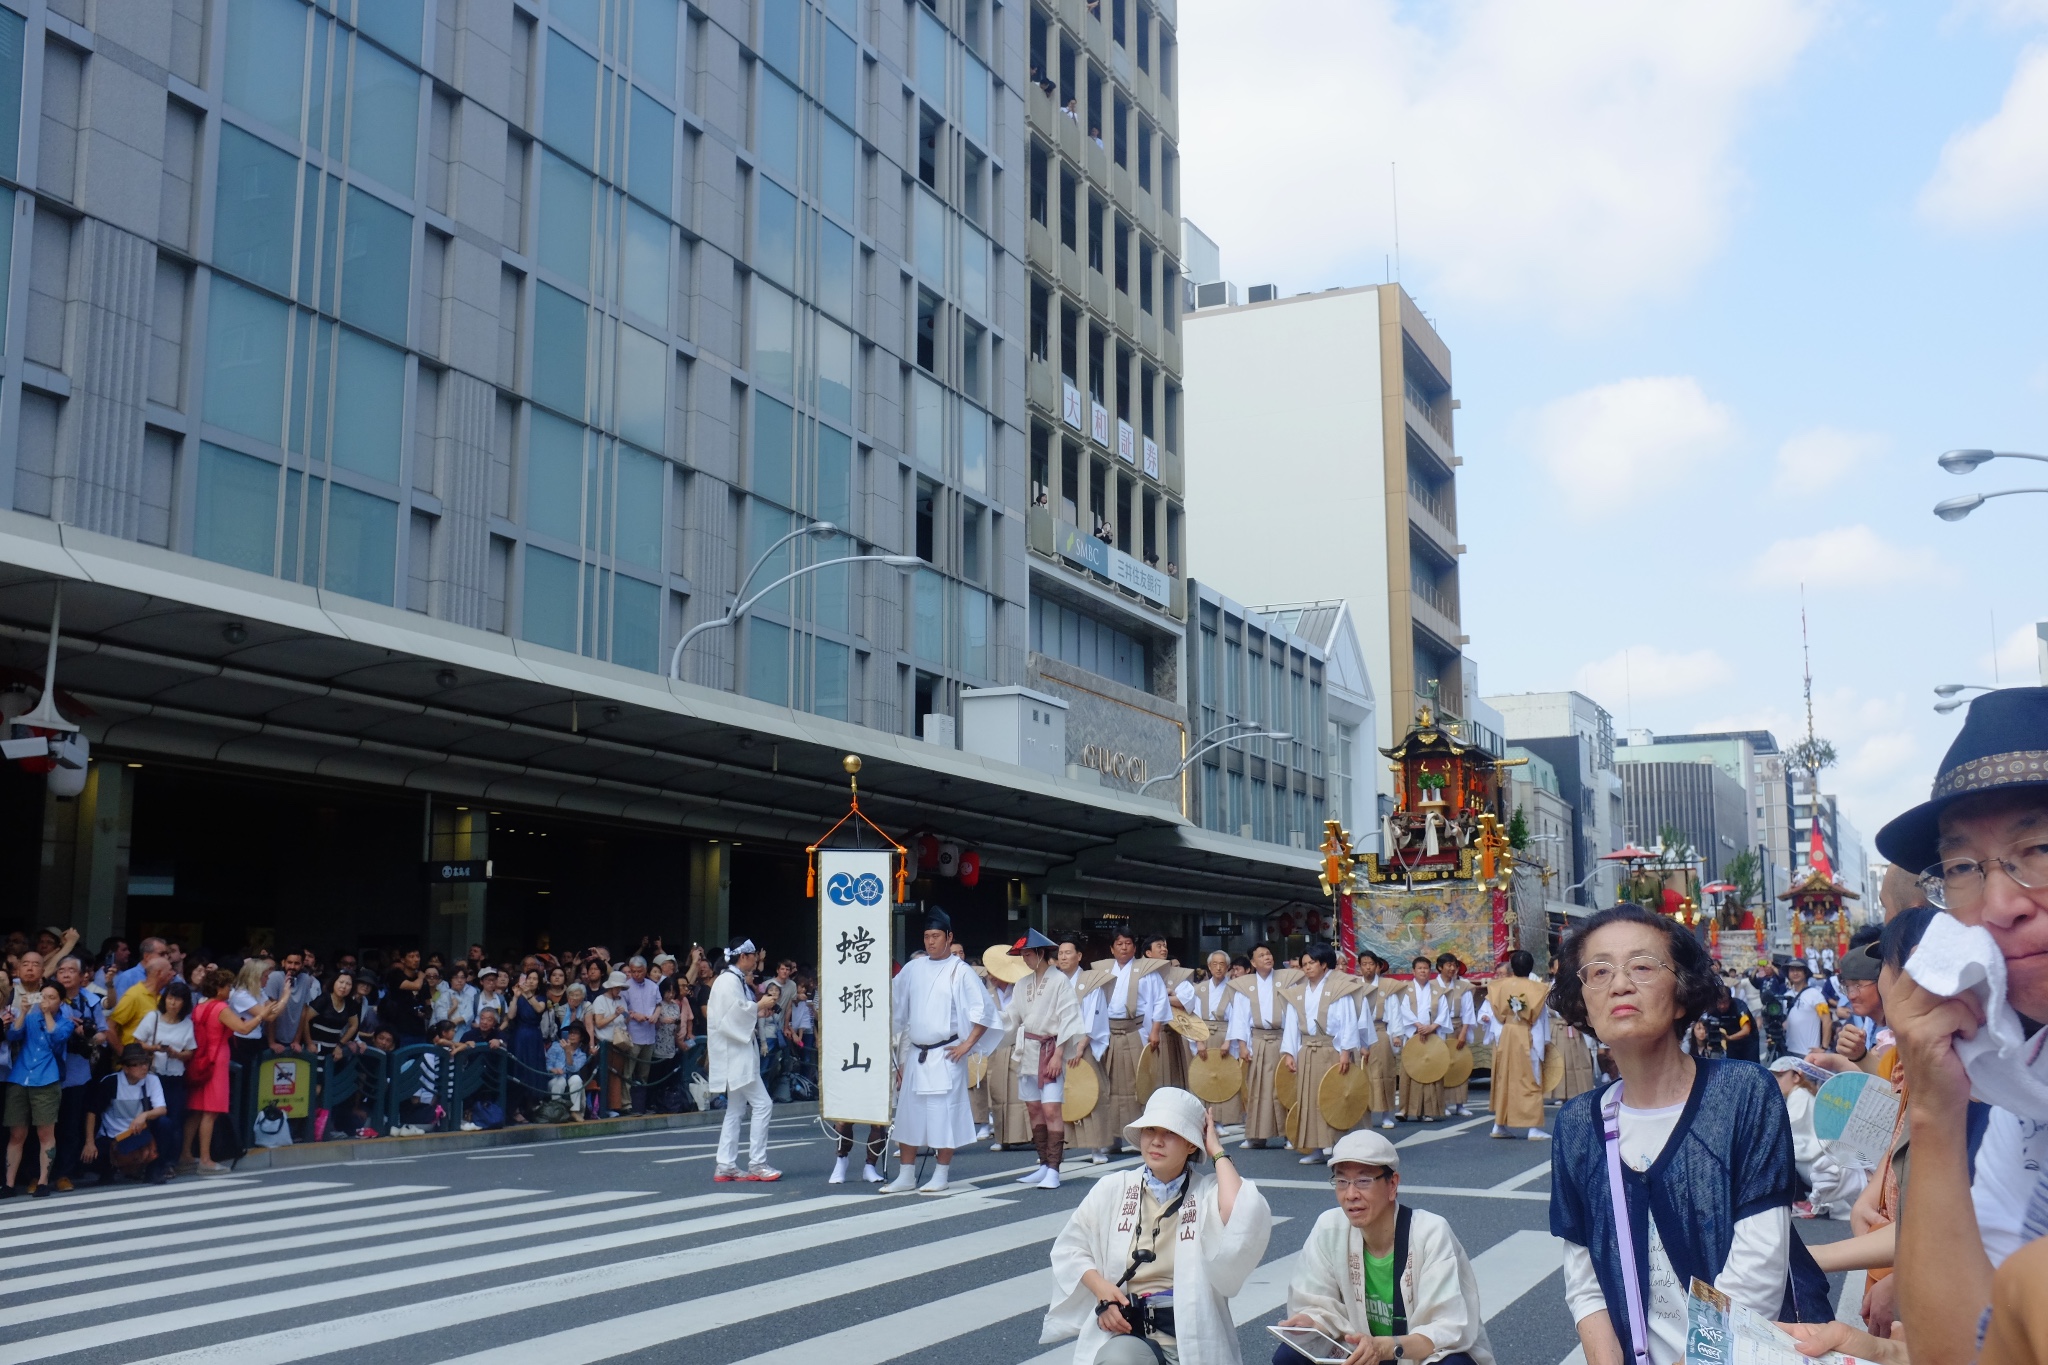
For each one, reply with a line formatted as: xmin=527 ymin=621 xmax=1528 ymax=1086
xmin=1267 ymin=1326 xmax=1353 ymax=1364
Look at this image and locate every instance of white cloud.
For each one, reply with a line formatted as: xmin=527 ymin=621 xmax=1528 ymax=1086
xmin=1573 ymin=646 xmax=1735 ymax=714
xmin=1980 ymin=623 xmax=2045 ymax=682
xmin=1532 ymin=377 xmax=1737 ymax=514
xmin=1770 ymin=428 xmax=1886 ymax=495
xmin=1745 ymin=525 xmax=1952 ymax=589
xmin=1919 ymin=45 xmax=2048 ymax=231
xmin=1177 ymin=0 xmax=1821 ymax=317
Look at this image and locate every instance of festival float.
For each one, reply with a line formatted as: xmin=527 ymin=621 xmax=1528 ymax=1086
xmin=1779 ymin=864 xmax=1859 ymax=962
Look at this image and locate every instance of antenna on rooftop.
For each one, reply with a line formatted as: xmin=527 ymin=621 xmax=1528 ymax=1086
xmin=1390 ymin=162 xmax=1402 ymax=285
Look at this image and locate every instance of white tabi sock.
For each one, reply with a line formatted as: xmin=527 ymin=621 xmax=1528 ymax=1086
xmin=881 ymin=1167 xmax=918 ymax=1193
xmin=863 ymin=1163 xmax=884 ymax=1182
xmin=829 ymin=1155 xmax=850 ymax=1183
xmin=920 ymin=1162 xmax=950 ymax=1192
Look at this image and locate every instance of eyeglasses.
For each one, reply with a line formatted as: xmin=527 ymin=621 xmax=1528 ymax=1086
xmin=1576 ymin=955 xmax=1675 ymax=992
xmin=1919 ymin=843 xmax=2048 ymax=909
xmin=1331 ymin=1172 xmax=1390 ymax=1194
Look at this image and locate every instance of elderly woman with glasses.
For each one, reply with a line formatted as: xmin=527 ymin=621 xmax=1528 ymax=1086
xmin=1549 ymin=906 xmax=1832 ymax=1365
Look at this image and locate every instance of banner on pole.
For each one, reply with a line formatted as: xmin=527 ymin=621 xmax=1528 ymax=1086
xmin=817 ymin=848 xmax=895 ymax=1125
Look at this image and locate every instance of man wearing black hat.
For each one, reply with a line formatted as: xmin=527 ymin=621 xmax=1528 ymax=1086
xmin=1000 ymin=928 xmax=1086 ymax=1189
xmin=881 ymin=909 xmax=998 ymax=1195
xmin=1868 ymin=687 xmax=2048 ymax=1365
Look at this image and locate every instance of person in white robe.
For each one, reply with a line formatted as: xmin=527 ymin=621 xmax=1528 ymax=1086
xmin=1433 ymin=956 xmax=1478 ymax=1118
xmin=1394 ymin=962 xmax=1451 ymax=1122
xmin=1276 ymin=1130 xmax=1495 ymax=1365
xmin=1231 ymin=946 xmax=1295 ymax=1149
xmin=882 ymin=908 xmax=997 ymax=1194
xmin=707 ymin=937 xmax=781 ymax=1181
xmin=1190 ymin=952 xmax=1247 ymax=1128
xmin=1280 ymin=943 xmax=1371 ymax=1163
xmin=1004 ymin=928 xmax=1089 ymax=1189
xmin=1044 ymin=1087 xmax=1274 ymax=1365
xmin=1096 ymin=931 xmax=1171 ymax=1152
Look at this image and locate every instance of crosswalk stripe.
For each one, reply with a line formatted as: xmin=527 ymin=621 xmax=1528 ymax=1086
xmin=1490 ymin=1161 xmax=1553 ymax=1192
xmin=652 ymin=1140 xmax=818 ymax=1165
xmin=1010 ymin=1251 xmax=1305 ymax=1365
xmin=0 ymin=1181 xmax=406 ymax=1239
xmin=723 ymin=1268 xmax=1055 ymax=1365
xmin=0 ymin=1190 xmax=760 ymax=1328
xmin=1470 ymin=1229 xmax=1565 ymax=1319
xmin=433 ymin=1210 xmax=1079 ymax=1365
xmin=123 ymin=1192 xmax=997 ymax=1365
xmin=0 ymin=1178 xmax=339 ymax=1232
xmin=2 ymin=1188 xmax=634 ymax=1294
xmin=0 ymin=1175 xmax=265 ymax=1220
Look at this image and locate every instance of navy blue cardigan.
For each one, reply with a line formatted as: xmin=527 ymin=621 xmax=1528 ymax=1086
xmin=1549 ymin=1059 xmax=1833 ymax=1359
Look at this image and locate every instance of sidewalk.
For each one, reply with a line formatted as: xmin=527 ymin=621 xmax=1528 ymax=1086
xmin=231 ymin=1102 xmax=823 ymax=1170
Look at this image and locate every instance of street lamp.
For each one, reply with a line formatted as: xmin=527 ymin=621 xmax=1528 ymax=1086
xmin=1137 ymin=724 xmax=1293 ymax=796
xmin=1932 ymin=682 xmax=1996 ymax=715
xmin=669 ymin=547 xmax=923 ymax=681
xmin=1933 ymin=449 xmax=2048 ymax=521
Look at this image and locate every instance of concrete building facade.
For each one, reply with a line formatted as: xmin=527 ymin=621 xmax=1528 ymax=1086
xmin=1257 ymin=597 xmax=1374 ymax=847
xmin=1018 ymin=0 xmax=1189 ymax=808
xmin=0 ymin=0 xmax=1319 ymax=962
xmin=1616 ymin=758 xmax=1749 ymax=881
xmin=1181 ymin=283 xmax=1493 ymax=787
xmin=1485 ymin=690 xmax=1624 ymax=907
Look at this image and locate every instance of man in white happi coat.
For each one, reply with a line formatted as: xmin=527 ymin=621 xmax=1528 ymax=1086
xmin=707 ymin=937 xmax=782 ymax=1182
xmin=1230 ymin=944 xmax=1296 ymax=1150
xmin=1394 ymin=957 xmax=1453 ymax=1122
xmin=1003 ymin=928 xmax=1088 ymax=1189
xmin=1432 ymin=955 xmax=1478 ymax=1118
xmin=882 ymin=908 xmax=998 ymax=1195
xmin=1094 ymin=929 xmax=1169 ymax=1154
xmin=1189 ymin=950 xmax=1248 ymax=1127
xmin=1059 ymin=935 xmax=1116 ymax=1162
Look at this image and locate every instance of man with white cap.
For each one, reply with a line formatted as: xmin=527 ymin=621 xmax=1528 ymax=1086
xmin=1044 ymin=1086 xmax=1274 ymax=1365
xmin=1004 ymin=928 xmax=1088 ymax=1189
xmin=1274 ymin=1130 xmax=1493 ymax=1365
xmin=882 ymin=908 xmax=999 ymax=1195
xmin=707 ymin=936 xmax=781 ymax=1182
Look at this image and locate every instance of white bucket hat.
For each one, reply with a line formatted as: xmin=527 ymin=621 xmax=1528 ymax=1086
xmin=1329 ymin=1130 xmax=1401 ymax=1172
xmin=1122 ymin=1086 xmax=1208 ymax=1154
xmin=602 ymin=970 xmax=630 ymax=990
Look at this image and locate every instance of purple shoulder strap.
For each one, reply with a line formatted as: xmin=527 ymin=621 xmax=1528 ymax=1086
xmin=1601 ymin=1082 xmax=1653 ymax=1365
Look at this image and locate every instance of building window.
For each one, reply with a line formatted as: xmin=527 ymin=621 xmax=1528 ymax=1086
xmin=1029 ymin=594 xmax=1148 ymax=691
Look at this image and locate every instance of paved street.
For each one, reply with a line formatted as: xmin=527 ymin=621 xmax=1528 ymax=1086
xmin=0 ymin=1099 xmax=1862 ymax=1365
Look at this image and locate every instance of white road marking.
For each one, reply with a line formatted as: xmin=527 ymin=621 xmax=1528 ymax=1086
xmin=1490 ymin=1161 xmax=1553 ymax=1192
xmin=1838 ymin=1269 xmax=1867 ymax=1327
xmin=435 ymin=1210 xmax=1078 ymax=1365
xmin=128 ymin=1193 xmax=1006 ymax=1365
xmin=1470 ymin=1229 xmax=1565 ymax=1319
xmin=719 ymin=1268 xmax=1055 ymax=1365
xmin=0 ymin=1181 xmax=379 ymax=1238
xmin=1011 ymin=1252 xmax=1305 ymax=1365
xmin=0 ymin=1176 xmax=266 ymax=1220
xmin=653 ymin=1140 xmax=818 ymax=1164
xmin=466 ymin=1152 xmax=532 ymax=1159
xmin=1395 ymin=1116 xmax=1492 ymax=1147
xmin=0 ymin=1188 xmax=625 ymax=1293
xmin=0 ymin=1191 xmax=761 ymax=1331
xmin=0 ymin=1178 xmax=331 ymax=1227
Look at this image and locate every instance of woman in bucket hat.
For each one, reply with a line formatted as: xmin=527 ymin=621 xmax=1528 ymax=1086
xmin=1043 ymin=1086 xmax=1273 ymax=1365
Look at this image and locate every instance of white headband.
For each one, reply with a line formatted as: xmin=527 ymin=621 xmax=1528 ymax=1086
xmin=728 ymin=940 xmax=758 ymax=958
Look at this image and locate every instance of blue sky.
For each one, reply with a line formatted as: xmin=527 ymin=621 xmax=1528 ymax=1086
xmin=1176 ymin=0 xmax=2048 ymax=859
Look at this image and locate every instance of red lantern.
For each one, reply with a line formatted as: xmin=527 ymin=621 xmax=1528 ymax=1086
xmin=1307 ymin=912 xmax=1324 ymax=935
xmin=1277 ymin=913 xmax=1297 ymax=938
xmin=958 ymin=849 xmax=982 ymax=887
xmin=915 ymin=833 xmax=941 ymax=873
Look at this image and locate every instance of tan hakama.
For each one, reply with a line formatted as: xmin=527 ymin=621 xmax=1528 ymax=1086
xmin=1066 ymin=1053 xmax=1115 ymax=1151
xmin=1360 ymin=982 xmax=1397 ymax=1117
xmin=1549 ymin=1017 xmax=1598 ymax=1102
xmin=1102 ymin=1018 xmax=1145 ymax=1138
xmin=987 ymin=1042 xmax=1033 ymax=1145
xmin=1241 ymin=1027 xmax=1286 ymax=1141
xmin=1151 ymin=1033 xmax=1191 ymax=1094
xmin=1291 ymin=1034 xmax=1345 ymax=1152
xmin=1485 ymin=977 xmax=1551 ymax=1129
xmin=1440 ymin=984 xmax=1477 ymax=1110
xmin=1191 ymin=977 xmax=1245 ymax=1127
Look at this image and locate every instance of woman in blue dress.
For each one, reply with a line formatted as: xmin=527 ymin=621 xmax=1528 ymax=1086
xmin=1549 ymin=905 xmax=1832 ymax=1365
xmin=506 ymin=968 xmax=549 ymax=1122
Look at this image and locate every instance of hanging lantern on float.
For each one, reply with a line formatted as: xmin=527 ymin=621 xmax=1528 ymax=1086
xmin=957 ymin=849 xmax=981 ymax=887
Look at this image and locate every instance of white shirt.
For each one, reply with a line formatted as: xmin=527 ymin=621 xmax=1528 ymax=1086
xmin=1104 ymin=958 xmax=1167 ymax=1022
xmin=1060 ymin=967 xmax=1113 ymax=1061
xmin=1783 ymin=986 xmax=1827 ymax=1054
xmin=134 ymin=1011 xmax=194 ymax=1076
xmin=1280 ymin=979 xmax=1368 ymax=1055
xmin=1970 ymin=1107 xmax=2048 ymax=1268
xmin=1560 ymin=1100 xmax=1791 ymax=1365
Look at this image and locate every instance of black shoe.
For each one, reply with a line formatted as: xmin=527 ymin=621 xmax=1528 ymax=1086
xmin=149 ymin=1168 xmax=170 ymax=1185
xmin=31 ymin=1183 xmax=51 ymax=1199
xmin=0 ymin=1184 xmax=16 ymax=1199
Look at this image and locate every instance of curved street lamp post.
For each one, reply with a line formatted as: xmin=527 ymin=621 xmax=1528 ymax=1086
xmin=1137 ymin=723 xmax=1293 ymax=798
xmin=1932 ymin=449 xmax=2048 ymax=522
xmin=669 ymin=523 xmax=922 ymax=681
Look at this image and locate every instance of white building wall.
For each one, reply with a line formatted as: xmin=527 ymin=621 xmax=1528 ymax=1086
xmin=1182 ymin=290 xmax=1391 ymax=763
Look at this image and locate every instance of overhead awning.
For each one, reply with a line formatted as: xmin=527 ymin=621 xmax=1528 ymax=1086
xmin=0 ymin=511 xmax=1318 ymax=917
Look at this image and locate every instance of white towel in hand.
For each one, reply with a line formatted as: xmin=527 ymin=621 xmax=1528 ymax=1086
xmin=1904 ymin=912 xmax=2048 ymax=1119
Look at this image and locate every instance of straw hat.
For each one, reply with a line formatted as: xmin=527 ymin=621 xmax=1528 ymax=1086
xmin=1122 ymin=1086 xmax=1208 ymax=1153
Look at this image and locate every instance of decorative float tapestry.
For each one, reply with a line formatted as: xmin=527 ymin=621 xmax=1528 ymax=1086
xmin=1352 ymin=882 xmax=1496 ymax=970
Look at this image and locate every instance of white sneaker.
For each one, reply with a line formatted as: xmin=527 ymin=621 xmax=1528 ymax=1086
xmin=1380 ymin=1120 xmax=1396 ymax=1130
xmin=1036 ymin=1166 xmax=1062 ymax=1189
xmin=880 ymin=1169 xmax=919 ymax=1194
xmin=862 ymin=1164 xmax=885 ymax=1182
xmin=829 ymin=1156 xmax=850 ymax=1184
xmin=1528 ymin=1128 xmax=1553 ymax=1141
xmin=1298 ymin=1153 xmax=1325 ymax=1165
xmin=1017 ymin=1165 xmax=1050 ymax=1184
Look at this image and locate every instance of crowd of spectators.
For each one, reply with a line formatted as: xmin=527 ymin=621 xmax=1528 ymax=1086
xmin=0 ymin=926 xmax=820 ymax=1197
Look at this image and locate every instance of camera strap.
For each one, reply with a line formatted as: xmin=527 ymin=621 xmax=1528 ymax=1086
xmin=1117 ymin=1178 xmax=1190 ymax=1290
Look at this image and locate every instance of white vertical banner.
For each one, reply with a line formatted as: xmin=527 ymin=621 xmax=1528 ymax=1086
xmin=817 ymin=849 xmax=895 ymax=1125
